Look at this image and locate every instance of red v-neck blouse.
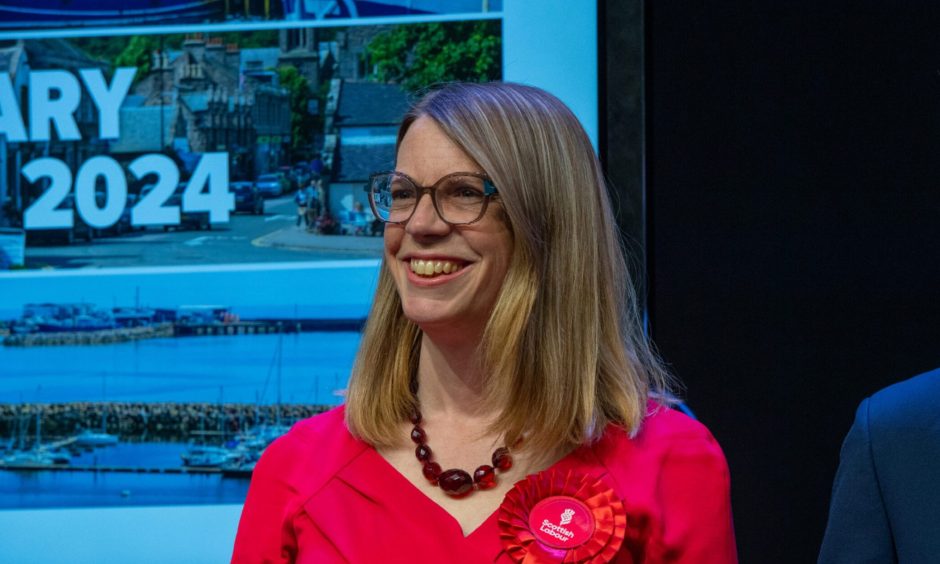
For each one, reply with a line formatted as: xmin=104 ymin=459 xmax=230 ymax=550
xmin=232 ymin=405 xmax=737 ymax=563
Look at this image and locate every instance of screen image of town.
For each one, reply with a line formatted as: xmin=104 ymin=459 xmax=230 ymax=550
xmin=0 ymin=1 xmax=504 ymax=509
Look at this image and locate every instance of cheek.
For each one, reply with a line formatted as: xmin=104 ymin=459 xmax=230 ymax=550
xmin=383 ymin=225 xmax=403 ymax=256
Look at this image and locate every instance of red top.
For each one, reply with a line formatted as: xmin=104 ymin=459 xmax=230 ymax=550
xmin=231 ymin=405 xmax=737 ymax=563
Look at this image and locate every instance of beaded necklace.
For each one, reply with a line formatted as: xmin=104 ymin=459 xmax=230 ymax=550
xmin=409 ymin=407 xmax=514 ymax=497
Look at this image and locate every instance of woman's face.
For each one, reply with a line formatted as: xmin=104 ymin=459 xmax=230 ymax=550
xmin=384 ymin=115 xmax=513 ymax=338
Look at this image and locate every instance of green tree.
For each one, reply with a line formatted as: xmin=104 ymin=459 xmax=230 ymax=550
xmin=217 ymin=30 xmax=278 ymax=49
xmin=114 ymin=35 xmax=159 ymax=77
xmin=366 ymin=21 xmax=501 ymax=92
xmin=276 ymin=66 xmax=317 ymax=154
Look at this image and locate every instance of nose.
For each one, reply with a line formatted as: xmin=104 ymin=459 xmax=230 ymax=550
xmin=405 ymin=191 xmax=449 ymax=236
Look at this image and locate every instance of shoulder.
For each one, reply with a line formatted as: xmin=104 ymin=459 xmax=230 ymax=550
xmin=592 ymin=403 xmax=730 ymax=483
xmin=587 ymin=404 xmax=737 ymax=561
xmin=850 ymin=367 xmax=940 ymax=488
xmin=256 ymin=405 xmax=368 ymax=498
xmin=641 ymin=402 xmax=723 ymax=444
xmin=613 ymin=401 xmax=726 ymax=453
xmin=866 ymin=367 xmax=940 ymax=432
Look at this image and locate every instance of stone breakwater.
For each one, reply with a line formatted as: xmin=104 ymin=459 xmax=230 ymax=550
xmin=3 ymin=323 xmax=175 ymax=347
xmin=0 ymin=402 xmax=331 ymax=444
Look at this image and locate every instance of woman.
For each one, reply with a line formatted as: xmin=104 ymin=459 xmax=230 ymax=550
xmin=232 ymin=83 xmax=736 ymax=563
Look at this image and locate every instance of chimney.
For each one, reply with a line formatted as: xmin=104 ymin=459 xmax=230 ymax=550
xmin=226 ymin=43 xmax=241 ymax=72
xmin=182 ymin=33 xmax=206 ymax=62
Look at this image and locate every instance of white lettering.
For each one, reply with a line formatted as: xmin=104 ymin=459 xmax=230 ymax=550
xmin=540 ymin=522 xmax=573 ymax=542
xmin=0 ymin=73 xmax=27 ymax=142
xmin=75 ymin=156 xmax=127 ymax=228
xmin=79 ymin=67 xmax=136 ymax=140
xmin=540 ymin=519 xmax=575 ymax=539
xmin=29 ymin=70 xmax=81 ymax=142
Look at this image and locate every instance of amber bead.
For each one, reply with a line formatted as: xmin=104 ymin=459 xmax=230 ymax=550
xmin=473 ymin=465 xmax=496 ymax=489
xmin=492 ymin=447 xmax=513 ymax=471
xmin=439 ymin=469 xmax=474 ymax=496
xmin=410 ymin=426 xmax=426 ymax=444
xmin=422 ymin=461 xmax=442 ymax=483
xmin=415 ymin=444 xmax=432 ymax=461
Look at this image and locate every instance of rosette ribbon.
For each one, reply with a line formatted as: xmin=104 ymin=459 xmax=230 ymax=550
xmin=498 ymin=469 xmax=628 ymax=563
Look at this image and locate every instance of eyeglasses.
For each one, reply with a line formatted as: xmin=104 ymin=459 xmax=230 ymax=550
xmin=366 ymin=171 xmax=499 ymax=226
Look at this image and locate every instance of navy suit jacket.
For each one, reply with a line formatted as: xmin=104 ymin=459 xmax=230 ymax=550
xmin=819 ymin=368 xmax=940 ymax=563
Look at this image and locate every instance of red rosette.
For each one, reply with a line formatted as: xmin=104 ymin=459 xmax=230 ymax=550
xmin=498 ymin=469 xmax=628 ymax=563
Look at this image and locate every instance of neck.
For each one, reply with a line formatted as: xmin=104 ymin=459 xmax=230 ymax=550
xmin=416 ymin=332 xmax=493 ymax=420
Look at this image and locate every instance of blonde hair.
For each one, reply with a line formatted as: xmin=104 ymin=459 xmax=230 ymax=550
xmin=345 ymin=83 xmax=674 ymax=453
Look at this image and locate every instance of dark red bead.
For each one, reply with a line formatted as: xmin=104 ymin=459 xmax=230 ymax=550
xmin=410 ymin=426 xmax=426 ymax=444
xmin=473 ymin=465 xmax=496 ymax=489
xmin=438 ymin=469 xmax=474 ymax=496
xmin=415 ymin=444 xmax=432 ymax=461
xmin=492 ymin=447 xmax=513 ymax=471
xmin=409 ymin=408 xmax=422 ymax=424
xmin=422 ymin=461 xmax=442 ymax=483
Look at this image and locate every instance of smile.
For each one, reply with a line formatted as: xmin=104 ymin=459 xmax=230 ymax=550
xmin=409 ymin=258 xmax=465 ymax=278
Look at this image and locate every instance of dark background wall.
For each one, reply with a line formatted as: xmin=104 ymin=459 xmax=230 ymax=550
xmin=634 ymin=2 xmax=940 ymax=562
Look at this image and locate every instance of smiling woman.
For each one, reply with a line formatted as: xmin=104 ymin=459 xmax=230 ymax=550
xmin=232 ymin=83 xmax=738 ymax=563
xmin=379 ymin=115 xmax=514 ymax=341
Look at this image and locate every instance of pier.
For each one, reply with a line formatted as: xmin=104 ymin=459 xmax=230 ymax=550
xmin=173 ymin=317 xmax=365 ymax=337
xmin=3 ymin=323 xmax=174 ymax=347
xmin=0 ymin=402 xmax=330 ymax=444
xmin=3 ymin=318 xmax=366 ymax=346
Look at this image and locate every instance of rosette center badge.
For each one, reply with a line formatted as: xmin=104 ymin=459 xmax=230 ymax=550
xmin=529 ymin=496 xmax=595 ymax=548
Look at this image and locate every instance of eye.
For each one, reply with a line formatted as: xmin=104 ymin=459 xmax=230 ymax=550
xmin=390 ymin=186 xmax=416 ymax=200
xmin=441 ymin=178 xmax=485 ymax=201
xmin=455 ymin=186 xmax=484 ymax=199
xmin=388 ymin=179 xmax=416 ymax=201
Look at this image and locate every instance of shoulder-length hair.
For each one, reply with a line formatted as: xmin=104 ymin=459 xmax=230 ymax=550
xmin=345 ymin=82 xmax=674 ymax=453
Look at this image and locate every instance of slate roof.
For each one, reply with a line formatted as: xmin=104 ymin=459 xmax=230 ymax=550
xmin=181 ymin=93 xmax=209 ymax=112
xmin=22 ymin=38 xmax=105 ymax=71
xmin=241 ymin=48 xmax=280 ymax=72
xmin=0 ymin=44 xmax=24 ymax=74
xmin=193 ymin=53 xmax=239 ymax=91
xmin=334 ymin=142 xmax=395 ymax=183
xmin=335 ymin=81 xmax=411 ymax=127
xmin=108 ymin=105 xmax=176 ymax=154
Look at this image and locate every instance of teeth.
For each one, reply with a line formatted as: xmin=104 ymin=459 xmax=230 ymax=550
xmin=410 ymin=259 xmax=462 ymax=277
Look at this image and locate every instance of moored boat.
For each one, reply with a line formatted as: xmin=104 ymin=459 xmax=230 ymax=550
xmin=73 ymin=430 xmax=119 ymax=447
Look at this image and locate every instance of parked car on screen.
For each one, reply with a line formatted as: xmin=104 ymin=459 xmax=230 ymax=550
xmin=25 ymin=194 xmax=95 ymax=245
xmin=255 ymin=173 xmax=286 ymax=198
xmin=164 ymin=184 xmax=210 ymax=231
xmin=231 ymin=181 xmax=264 ymax=215
xmin=277 ymin=166 xmax=297 ymax=191
xmin=95 ymin=190 xmax=139 ymax=236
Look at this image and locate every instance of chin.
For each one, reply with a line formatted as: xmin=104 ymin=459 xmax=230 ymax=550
xmin=400 ymin=299 xmax=455 ymax=328
xmin=400 ymin=298 xmax=485 ymax=338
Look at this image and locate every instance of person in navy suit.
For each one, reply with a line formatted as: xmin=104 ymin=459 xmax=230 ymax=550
xmin=819 ymin=367 xmax=940 ymax=563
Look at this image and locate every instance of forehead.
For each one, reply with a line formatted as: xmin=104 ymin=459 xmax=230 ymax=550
xmin=395 ymin=115 xmax=483 ymax=184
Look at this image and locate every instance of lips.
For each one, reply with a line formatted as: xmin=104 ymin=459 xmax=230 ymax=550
xmin=409 ymin=258 xmax=465 ymax=277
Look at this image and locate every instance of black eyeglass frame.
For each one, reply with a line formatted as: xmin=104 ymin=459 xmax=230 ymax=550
xmin=365 ymin=170 xmax=499 ymax=226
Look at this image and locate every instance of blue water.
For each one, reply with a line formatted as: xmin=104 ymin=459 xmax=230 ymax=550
xmin=0 ymin=332 xmax=358 ymax=404
xmin=67 ymin=441 xmax=187 ymax=468
xmin=0 ymin=442 xmax=252 ymax=509
xmin=0 ymin=467 xmax=250 ymax=509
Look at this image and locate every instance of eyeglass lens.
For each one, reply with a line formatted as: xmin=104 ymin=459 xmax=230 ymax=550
xmin=370 ymin=173 xmax=489 ymax=224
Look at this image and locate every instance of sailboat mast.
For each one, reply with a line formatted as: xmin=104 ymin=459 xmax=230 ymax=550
xmin=276 ymin=333 xmax=283 ymax=428
xmin=219 ymin=385 xmax=225 ymax=443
